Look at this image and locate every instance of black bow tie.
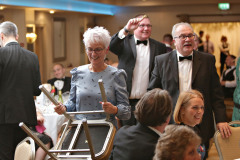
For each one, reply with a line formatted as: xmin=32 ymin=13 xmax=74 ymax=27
xmin=226 ymin=66 xmax=231 ymax=69
xmin=179 ymin=55 xmax=192 ymax=61
xmin=137 ymin=40 xmax=148 ymax=45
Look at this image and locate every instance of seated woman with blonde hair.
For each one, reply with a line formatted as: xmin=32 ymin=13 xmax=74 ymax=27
xmin=153 ymin=125 xmax=201 ymax=160
xmin=173 ymin=89 xmax=205 ymax=159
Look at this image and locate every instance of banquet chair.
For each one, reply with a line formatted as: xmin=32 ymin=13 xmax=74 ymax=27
xmin=14 ymin=137 xmax=35 ymax=160
xmin=54 ymin=112 xmax=116 ymax=160
xmin=19 ymin=111 xmax=116 ymax=160
xmin=214 ymin=121 xmax=240 ymax=160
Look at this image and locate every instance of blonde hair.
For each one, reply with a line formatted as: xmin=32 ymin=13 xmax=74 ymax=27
xmin=173 ymin=89 xmax=204 ymax=124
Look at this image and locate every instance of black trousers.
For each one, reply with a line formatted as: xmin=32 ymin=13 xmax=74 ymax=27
xmin=220 ymin=52 xmax=227 ymax=75
xmin=121 ymin=99 xmax=139 ymax=126
xmin=0 ymin=124 xmax=27 ymax=160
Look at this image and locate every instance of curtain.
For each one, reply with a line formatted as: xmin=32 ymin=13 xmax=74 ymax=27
xmin=191 ymin=22 xmax=240 ymax=68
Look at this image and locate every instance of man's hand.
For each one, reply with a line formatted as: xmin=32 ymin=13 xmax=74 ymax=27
xmin=217 ymin=122 xmax=232 ymax=138
xmin=220 ymin=81 xmax=226 ymax=86
xmin=125 ymin=16 xmax=145 ymax=32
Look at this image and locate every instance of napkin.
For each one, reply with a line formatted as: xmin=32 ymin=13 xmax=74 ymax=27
xmin=35 ymin=123 xmax=46 ymax=133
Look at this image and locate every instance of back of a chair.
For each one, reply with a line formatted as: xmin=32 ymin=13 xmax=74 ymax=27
xmin=214 ymin=121 xmax=240 ymax=160
xmin=14 ymin=137 xmax=35 ymax=160
xmin=56 ymin=119 xmax=116 ymax=160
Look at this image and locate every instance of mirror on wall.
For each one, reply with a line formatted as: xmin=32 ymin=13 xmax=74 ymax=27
xmin=53 ymin=17 xmax=66 ymax=62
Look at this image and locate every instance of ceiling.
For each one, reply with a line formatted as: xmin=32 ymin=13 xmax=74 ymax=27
xmin=1 ymin=0 xmax=240 ymax=15
xmin=83 ymin=0 xmax=240 ymax=7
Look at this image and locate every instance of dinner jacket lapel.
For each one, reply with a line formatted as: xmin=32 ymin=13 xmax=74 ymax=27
xmin=192 ymin=50 xmax=202 ymax=83
xmin=170 ymin=50 xmax=179 ymax=86
xmin=130 ymin=36 xmax=137 ymax=60
xmin=149 ymin=39 xmax=156 ymax=74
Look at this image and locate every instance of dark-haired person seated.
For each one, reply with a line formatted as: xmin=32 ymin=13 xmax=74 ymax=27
xmin=220 ymin=55 xmax=237 ymax=98
xmin=109 ymin=88 xmax=172 ymax=160
xmin=153 ymin=125 xmax=201 ymax=160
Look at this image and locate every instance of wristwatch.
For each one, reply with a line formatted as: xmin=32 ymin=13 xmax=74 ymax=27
xmin=124 ymin=27 xmax=130 ymax=33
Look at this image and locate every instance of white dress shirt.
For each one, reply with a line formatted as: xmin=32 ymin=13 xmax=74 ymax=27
xmin=118 ymin=30 xmax=150 ymax=99
xmin=176 ymin=51 xmax=193 ymax=93
xmin=148 ymin=126 xmax=163 ymax=136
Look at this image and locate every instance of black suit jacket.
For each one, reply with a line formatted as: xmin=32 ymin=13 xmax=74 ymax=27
xmin=109 ymin=123 xmax=159 ymax=160
xmin=0 ymin=42 xmax=41 ymax=126
xmin=110 ymin=33 xmax=167 ymax=94
xmin=148 ymin=50 xmax=227 ymax=144
xmin=47 ymin=77 xmax=71 ymax=95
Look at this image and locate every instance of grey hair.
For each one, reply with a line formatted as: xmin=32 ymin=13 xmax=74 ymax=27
xmin=83 ymin=26 xmax=111 ymax=49
xmin=0 ymin=21 xmax=18 ymax=38
xmin=171 ymin=22 xmax=193 ymax=38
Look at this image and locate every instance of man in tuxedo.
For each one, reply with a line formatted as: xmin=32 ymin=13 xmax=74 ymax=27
xmin=148 ymin=22 xmax=231 ymax=157
xmin=0 ymin=21 xmax=42 ymax=160
xmin=47 ymin=63 xmax=71 ymax=95
xmin=109 ymin=14 xmax=167 ymax=125
xmin=220 ymin=55 xmax=237 ymax=98
xmin=163 ymin=33 xmax=173 ymax=52
xmin=109 ymin=88 xmax=172 ymax=160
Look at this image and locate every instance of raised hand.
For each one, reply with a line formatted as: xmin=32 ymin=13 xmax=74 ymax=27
xmin=125 ymin=15 xmax=146 ymax=32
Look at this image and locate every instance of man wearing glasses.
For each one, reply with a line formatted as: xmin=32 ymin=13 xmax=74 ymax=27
xmin=148 ymin=22 xmax=231 ymax=159
xmin=110 ymin=14 xmax=166 ymax=126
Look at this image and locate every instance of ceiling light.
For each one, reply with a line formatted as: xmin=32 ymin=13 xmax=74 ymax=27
xmin=49 ymin=10 xmax=55 ymax=14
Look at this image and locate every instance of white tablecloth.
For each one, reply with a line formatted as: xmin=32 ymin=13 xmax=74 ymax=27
xmin=35 ymin=94 xmax=69 ymax=145
xmin=43 ymin=113 xmax=67 ymax=145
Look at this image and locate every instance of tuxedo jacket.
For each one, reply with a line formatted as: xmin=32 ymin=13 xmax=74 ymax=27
xmin=110 ymin=33 xmax=167 ymax=94
xmin=47 ymin=77 xmax=71 ymax=95
xmin=109 ymin=123 xmax=159 ymax=160
xmin=148 ymin=50 xmax=227 ymax=144
xmin=0 ymin=42 xmax=41 ymax=126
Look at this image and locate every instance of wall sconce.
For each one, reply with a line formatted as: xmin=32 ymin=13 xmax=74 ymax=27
xmin=26 ymin=32 xmax=37 ymax=43
xmin=49 ymin=10 xmax=55 ymax=14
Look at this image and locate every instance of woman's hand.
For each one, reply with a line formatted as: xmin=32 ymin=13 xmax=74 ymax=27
xmin=54 ymin=103 xmax=66 ymax=115
xmin=37 ymin=114 xmax=44 ymax=125
xmin=36 ymin=108 xmax=44 ymax=125
xmin=100 ymin=101 xmax=118 ymax=115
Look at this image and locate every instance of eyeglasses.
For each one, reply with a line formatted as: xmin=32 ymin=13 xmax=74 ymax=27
xmin=86 ymin=47 xmax=104 ymax=54
xmin=174 ymin=34 xmax=195 ymax=40
xmin=138 ymin=24 xmax=152 ymax=28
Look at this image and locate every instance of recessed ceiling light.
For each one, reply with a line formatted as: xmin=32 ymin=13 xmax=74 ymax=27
xmin=0 ymin=6 xmax=4 ymax=10
xmin=49 ymin=10 xmax=55 ymax=14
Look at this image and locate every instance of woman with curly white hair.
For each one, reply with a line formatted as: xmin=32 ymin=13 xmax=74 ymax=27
xmin=54 ymin=26 xmax=130 ymax=127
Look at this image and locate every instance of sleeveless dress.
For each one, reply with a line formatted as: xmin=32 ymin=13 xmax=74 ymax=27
xmin=232 ymin=57 xmax=240 ymax=125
